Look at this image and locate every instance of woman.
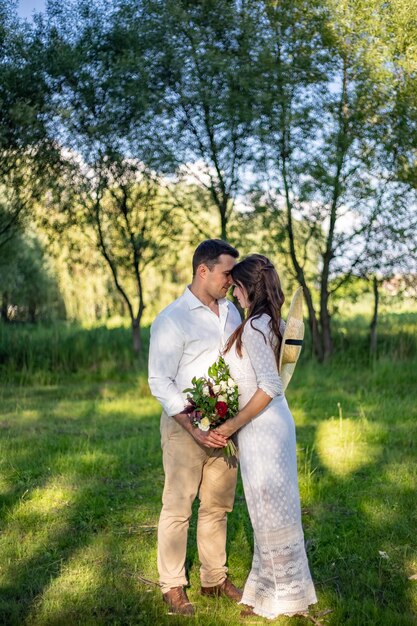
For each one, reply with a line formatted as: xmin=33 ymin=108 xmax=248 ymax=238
xmin=216 ymin=254 xmax=317 ymax=619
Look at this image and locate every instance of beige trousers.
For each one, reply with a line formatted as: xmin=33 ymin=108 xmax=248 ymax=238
xmin=158 ymin=412 xmax=238 ymax=593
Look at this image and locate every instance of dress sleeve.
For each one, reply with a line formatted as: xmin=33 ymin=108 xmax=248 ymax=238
xmin=243 ymin=316 xmax=283 ymax=398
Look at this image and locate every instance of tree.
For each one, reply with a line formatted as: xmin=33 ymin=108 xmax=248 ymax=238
xmin=246 ymin=0 xmax=415 ymax=361
xmin=352 ymin=192 xmax=417 ymax=356
xmin=141 ymin=0 xmax=257 ymax=240
xmin=0 ymin=229 xmax=62 ymax=322
xmin=0 ymin=1 xmax=59 ymax=251
xmin=42 ymin=0 xmax=181 ymax=351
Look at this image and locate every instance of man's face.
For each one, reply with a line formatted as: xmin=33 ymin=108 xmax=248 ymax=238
xmin=203 ymin=254 xmax=236 ymax=300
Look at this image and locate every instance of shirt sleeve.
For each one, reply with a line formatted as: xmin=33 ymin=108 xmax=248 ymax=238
xmin=243 ymin=316 xmax=283 ymax=398
xmin=148 ymin=314 xmax=187 ymax=417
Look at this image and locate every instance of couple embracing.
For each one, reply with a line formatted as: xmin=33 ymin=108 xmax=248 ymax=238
xmin=148 ymin=239 xmax=317 ymax=620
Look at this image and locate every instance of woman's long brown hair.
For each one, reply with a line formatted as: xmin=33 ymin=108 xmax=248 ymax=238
xmin=223 ymin=254 xmax=285 ymax=364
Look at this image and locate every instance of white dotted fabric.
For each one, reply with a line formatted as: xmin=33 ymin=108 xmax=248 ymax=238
xmin=224 ymin=314 xmax=317 ymax=619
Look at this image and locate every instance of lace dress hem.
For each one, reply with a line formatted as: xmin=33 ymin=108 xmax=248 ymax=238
xmin=239 ymin=583 xmax=317 ymax=619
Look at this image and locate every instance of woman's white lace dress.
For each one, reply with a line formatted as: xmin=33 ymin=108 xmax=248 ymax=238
xmin=224 ymin=314 xmax=317 ymax=619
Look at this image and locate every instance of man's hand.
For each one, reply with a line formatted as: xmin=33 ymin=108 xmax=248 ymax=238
xmin=190 ymin=427 xmax=229 ymax=448
xmin=172 ymin=411 xmax=228 ymax=448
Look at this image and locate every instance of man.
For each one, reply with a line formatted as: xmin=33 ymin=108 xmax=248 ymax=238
xmin=148 ymin=239 xmax=242 ymax=616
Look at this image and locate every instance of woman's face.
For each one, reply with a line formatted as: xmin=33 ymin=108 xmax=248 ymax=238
xmin=233 ymin=282 xmax=250 ymax=308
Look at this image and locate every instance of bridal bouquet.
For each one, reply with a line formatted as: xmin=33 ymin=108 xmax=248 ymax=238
xmin=183 ymin=356 xmax=239 ymax=457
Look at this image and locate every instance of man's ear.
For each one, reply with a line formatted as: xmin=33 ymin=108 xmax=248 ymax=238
xmin=197 ymin=263 xmax=207 ymax=280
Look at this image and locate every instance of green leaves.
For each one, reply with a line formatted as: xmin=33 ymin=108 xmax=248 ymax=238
xmin=183 ymin=356 xmax=239 ymax=423
xmin=208 ymin=355 xmax=227 ymax=382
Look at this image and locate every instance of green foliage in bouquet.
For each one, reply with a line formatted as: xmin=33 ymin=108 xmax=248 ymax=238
xmin=183 ymin=356 xmax=239 ymax=457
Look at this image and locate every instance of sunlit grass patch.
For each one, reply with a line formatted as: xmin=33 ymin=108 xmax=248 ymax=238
xmin=26 ymin=538 xmax=106 ymax=626
xmin=0 ymin=482 xmax=74 ymax=592
xmin=13 ymin=483 xmax=74 ymax=517
xmin=291 ymin=405 xmax=309 ymax=427
xmin=63 ymin=450 xmax=120 ymax=477
xmin=16 ymin=409 xmax=41 ymax=422
xmin=316 ymin=415 xmax=382 ymax=476
xmin=360 ymin=500 xmax=411 ymax=539
xmin=0 ymin=476 xmax=10 ymax=496
xmin=0 ymin=517 xmax=71 ymax=579
xmin=297 ymin=444 xmax=319 ymax=505
xmin=382 ymin=463 xmax=417 ymax=490
xmin=97 ymin=396 xmax=158 ymax=421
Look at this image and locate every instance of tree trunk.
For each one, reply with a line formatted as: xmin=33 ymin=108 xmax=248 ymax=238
xmin=370 ymin=275 xmax=379 ymax=357
xmin=1 ymin=292 xmax=9 ymax=322
xmin=28 ymin=301 xmax=37 ymax=324
xmin=316 ymin=55 xmax=349 ymax=363
xmin=320 ymin=290 xmax=333 ymax=361
xmin=319 ymin=244 xmax=334 ymax=362
xmin=132 ymin=318 xmax=142 ymax=353
xmin=220 ymin=203 xmax=228 ymax=241
xmin=95 ymin=302 xmax=102 ymax=320
xmin=302 ymin=288 xmax=324 ymax=362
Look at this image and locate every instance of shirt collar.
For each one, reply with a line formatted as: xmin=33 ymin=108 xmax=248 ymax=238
xmin=183 ymin=286 xmax=230 ymax=312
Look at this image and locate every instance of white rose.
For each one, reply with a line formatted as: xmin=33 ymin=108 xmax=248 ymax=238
xmin=202 ymin=384 xmax=211 ymax=396
xmin=227 ymin=378 xmax=236 ymax=388
xmin=220 ymin=380 xmax=228 ymax=392
xmin=217 ymin=394 xmax=227 ymax=402
xmin=212 ymin=384 xmax=221 ymax=394
xmin=199 ymin=417 xmax=211 ymax=431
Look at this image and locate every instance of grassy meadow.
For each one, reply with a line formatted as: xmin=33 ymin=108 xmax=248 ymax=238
xmin=0 ymin=308 xmax=416 ymax=625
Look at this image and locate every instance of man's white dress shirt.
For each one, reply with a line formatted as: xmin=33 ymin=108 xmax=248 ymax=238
xmin=148 ymin=287 xmax=241 ymax=417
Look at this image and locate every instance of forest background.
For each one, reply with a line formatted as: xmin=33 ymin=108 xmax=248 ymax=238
xmin=1 ymin=0 xmax=417 ymax=361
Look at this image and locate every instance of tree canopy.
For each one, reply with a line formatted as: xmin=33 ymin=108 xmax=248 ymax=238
xmin=1 ymin=0 xmax=416 ymax=356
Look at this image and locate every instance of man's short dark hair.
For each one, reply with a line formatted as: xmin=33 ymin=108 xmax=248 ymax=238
xmin=192 ymin=239 xmax=239 ymax=276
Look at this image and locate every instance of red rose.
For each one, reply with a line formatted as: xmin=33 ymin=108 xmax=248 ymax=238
xmin=215 ymin=401 xmax=228 ymax=418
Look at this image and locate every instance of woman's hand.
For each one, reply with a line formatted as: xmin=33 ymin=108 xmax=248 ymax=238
xmin=215 ymin=418 xmax=238 ymax=438
xmin=191 ymin=428 xmax=229 ymax=448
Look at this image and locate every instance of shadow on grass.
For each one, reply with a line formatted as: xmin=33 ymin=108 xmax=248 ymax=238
xmin=0 ymin=383 xmax=255 ymax=626
xmin=0 ymin=383 xmax=164 ymax=625
xmin=300 ymin=459 xmax=416 ymax=625
xmin=288 ymin=361 xmax=417 ymax=626
xmin=1 ymin=371 xmax=416 ymax=625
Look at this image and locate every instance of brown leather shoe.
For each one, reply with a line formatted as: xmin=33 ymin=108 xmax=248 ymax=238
xmin=201 ymin=577 xmax=242 ymax=602
xmin=240 ymin=605 xmax=259 ymax=618
xmin=162 ymin=586 xmax=194 ymax=616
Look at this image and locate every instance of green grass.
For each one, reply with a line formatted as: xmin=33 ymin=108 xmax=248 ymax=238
xmin=1 ymin=351 xmax=416 ymax=625
xmin=0 ymin=322 xmax=149 ymax=385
